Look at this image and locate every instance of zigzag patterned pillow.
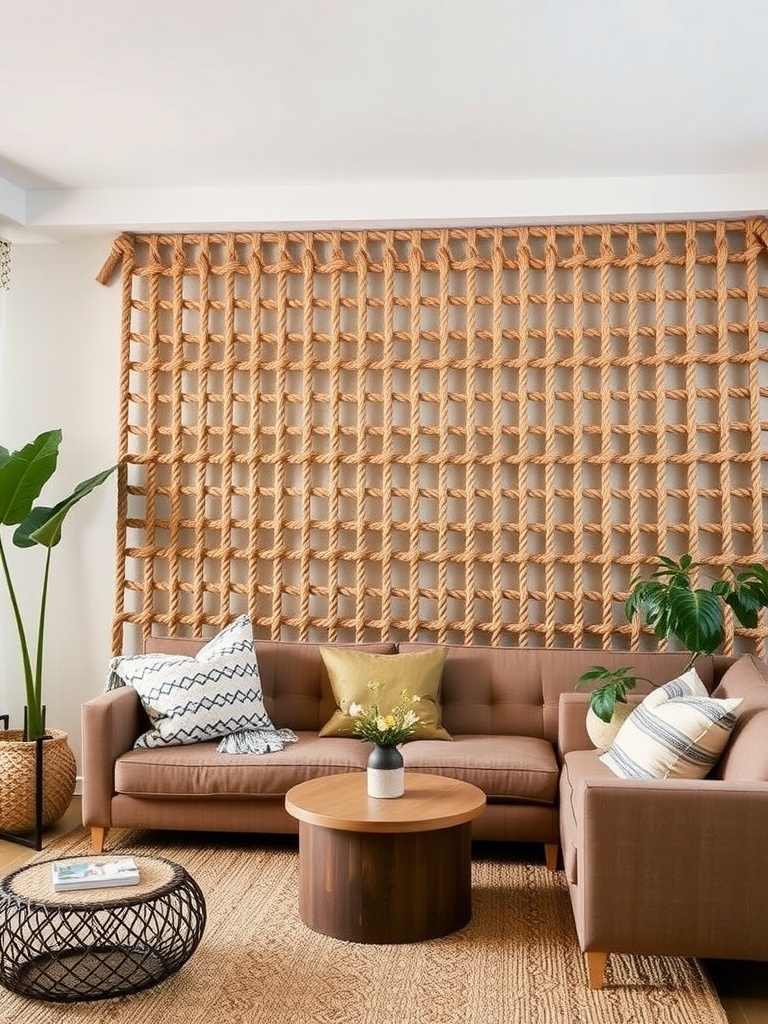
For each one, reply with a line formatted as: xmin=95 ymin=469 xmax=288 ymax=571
xmin=600 ymin=668 xmax=742 ymax=780
xmin=108 ymin=615 xmax=274 ymax=748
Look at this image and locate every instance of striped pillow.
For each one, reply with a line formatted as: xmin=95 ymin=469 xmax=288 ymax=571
xmin=108 ymin=615 xmax=274 ymax=748
xmin=599 ymin=669 xmax=742 ymax=780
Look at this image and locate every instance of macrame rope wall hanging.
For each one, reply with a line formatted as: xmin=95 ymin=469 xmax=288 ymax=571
xmin=98 ymin=221 xmax=768 ymax=657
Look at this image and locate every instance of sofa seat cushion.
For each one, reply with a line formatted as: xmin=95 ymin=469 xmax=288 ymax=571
xmin=114 ymin=733 xmax=368 ymax=799
xmin=559 ymin=749 xmax=616 ymax=885
xmin=401 ymin=735 xmax=559 ymax=804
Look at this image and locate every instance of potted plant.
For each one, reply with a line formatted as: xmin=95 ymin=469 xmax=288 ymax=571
xmin=577 ymin=553 xmax=768 ymax=747
xmin=575 ymin=665 xmax=649 ymax=748
xmin=0 ymin=429 xmax=116 ymax=833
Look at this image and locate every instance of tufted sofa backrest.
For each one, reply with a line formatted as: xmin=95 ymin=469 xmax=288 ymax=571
xmin=401 ymin=643 xmax=724 ymax=744
xmin=144 ymin=634 xmax=731 ymax=744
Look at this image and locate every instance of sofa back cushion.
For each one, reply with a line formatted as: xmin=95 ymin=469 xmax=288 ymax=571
xmin=400 ymin=644 xmax=719 ymax=743
xmin=143 ymin=632 xmax=732 ymax=743
xmin=144 ymin=635 xmax=397 ymax=731
xmin=711 ymin=654 xmax=768 ymax=781
xmin=398 ymin=643 xmax=549 ymax=739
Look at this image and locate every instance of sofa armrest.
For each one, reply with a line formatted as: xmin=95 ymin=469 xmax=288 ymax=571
xmin=576 ymin=777 xmax=768 ymax=957
xmin=81 ymin=687 xmax=144 ymax=827
xmin=558 ymin=692 xmax=644 ymax=759
xmin=558 ymin=693 xmax=594 ymax=757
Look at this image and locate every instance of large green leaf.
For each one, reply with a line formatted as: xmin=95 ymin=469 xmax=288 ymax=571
xmin=13 ymin=465 xmax=117 ymax=549
xmin=725 ymin=567 xmax=768 ymax=629
xmin=626 ymin=579 xmax=672 ymax=638
xmin=666 ymin=587 xmax=724 ymax=655
xmin=590 ymin=685 xmax=620 ymax=724
xmin=0 ymin=430 xmax=61 ymax=526
xmin=625 ymin=553 xmax=768 ymax=660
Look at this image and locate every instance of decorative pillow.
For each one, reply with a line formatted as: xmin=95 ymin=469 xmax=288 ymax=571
xmin=318 ymin=647 xmax=451 ymax=741
xmin=108 ymin=615 xmax=274 ymax=748
xmin=599 ymin=667 xmax=742 ymax=780
xmin=640 ymin=666 xmax=709 ymax=706
xmin=711 ymin=654 xmax=768 ymax=781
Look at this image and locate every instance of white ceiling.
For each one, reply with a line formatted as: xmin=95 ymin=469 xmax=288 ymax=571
xmin=2 ymin=0 xmax=768 ymax=240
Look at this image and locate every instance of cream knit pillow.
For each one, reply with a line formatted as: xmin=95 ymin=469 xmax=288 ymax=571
xmin=600 ymin=668 xmax=742 ymax=780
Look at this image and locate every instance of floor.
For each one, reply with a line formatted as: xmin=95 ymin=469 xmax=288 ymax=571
xmin=0 ymin=800 xmax=766 ymax=1022
xmin=0 ymin=797 xmax=84 ymax=875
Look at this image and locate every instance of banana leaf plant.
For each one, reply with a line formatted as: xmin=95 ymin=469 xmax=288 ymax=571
xmin=577 ymin=553 xmax=768 ymax=723
xmin=0 ymin=430 xmax=116 ymax=740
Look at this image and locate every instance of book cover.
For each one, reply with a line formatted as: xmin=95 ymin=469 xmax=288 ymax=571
xmin=51 ymin=856 xmax=140 ymax=892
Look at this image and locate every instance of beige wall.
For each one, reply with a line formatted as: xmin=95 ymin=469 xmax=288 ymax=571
xmin=0 ymin=237 xmax=120 ymax=772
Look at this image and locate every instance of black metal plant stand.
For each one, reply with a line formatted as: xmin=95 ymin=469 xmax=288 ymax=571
xmin=0 ymin=713 xmax=46 ymax=852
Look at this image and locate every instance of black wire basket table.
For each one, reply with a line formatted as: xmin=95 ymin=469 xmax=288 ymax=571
xmin=0 ymin=855 xmax=206 ymax=1002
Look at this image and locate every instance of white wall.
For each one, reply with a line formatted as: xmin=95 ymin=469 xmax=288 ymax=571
xmin=0 ymin=237 xmax=121 ymax=771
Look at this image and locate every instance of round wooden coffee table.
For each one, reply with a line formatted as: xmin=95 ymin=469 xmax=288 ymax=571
xmin=285 ymin=771 xmax=486 ymax=943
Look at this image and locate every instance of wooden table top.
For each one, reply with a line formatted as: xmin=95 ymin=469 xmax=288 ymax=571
xmin=285 ymin=772 xmax=486 ymax=834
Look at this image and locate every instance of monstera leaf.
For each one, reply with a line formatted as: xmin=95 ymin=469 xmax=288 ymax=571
xmin=722 ymin=566 xmax=768 ymax=629
xmin=626 ymin=553 xmax=768 ymax=664
xmin=665 ymin=586 xmax=724 ymax=656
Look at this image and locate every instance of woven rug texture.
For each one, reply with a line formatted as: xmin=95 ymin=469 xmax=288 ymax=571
xmin=0 ymin=828 xmax=726 ymax=1024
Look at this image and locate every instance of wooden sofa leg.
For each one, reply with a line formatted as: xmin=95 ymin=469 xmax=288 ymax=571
xmin=544 ymin=843 xmax=559 ymax=871
xmin=586 ymin=951 xmax=608 ymax=990
xmin=91 ymin=827 xmax=108 ymax=854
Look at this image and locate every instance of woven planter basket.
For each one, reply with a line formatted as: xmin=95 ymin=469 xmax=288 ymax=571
xmin=585 ymin=703 xmax=634 ymax=752
xmin=0 ymin=729 xmax=77 ymax=834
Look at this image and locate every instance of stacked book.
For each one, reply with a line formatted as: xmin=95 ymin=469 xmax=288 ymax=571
xmin=51 ymin=856 xmax=140 ymax=892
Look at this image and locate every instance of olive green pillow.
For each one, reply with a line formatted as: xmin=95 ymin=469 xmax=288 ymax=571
xmin=319 ymin=647 xmax=451 ymax=741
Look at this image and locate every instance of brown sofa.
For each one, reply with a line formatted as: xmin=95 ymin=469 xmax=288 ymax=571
xmin=82 ymin=637 xmax=728 ymax=872
xmin=558 ymin=652 xmax=768 ymax=988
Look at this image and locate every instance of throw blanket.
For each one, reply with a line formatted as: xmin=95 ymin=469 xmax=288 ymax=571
xmin=216 ymin=729 xmax=299 ymax=755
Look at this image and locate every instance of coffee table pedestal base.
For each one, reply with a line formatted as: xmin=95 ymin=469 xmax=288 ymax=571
xmin=298 ymin=820 xmax=472 ymax=943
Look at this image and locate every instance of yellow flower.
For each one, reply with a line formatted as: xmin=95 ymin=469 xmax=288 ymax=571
xmin=351 ymin=685 xmax=423 ymax=746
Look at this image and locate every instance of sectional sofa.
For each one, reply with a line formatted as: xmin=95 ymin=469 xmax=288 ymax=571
xmin=83 ymin=637 xmax=768 ymax=986
xmin=81 ymin=637 xmax=725 ymax=859
xmin=558 ymin=651 xmax=768 ymax=987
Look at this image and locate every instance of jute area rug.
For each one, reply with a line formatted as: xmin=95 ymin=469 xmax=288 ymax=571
xmin=0 ymin=828 xmax=726 ymax=1024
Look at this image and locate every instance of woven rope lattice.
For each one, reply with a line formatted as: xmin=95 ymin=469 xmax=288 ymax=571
xmin=99 ymin=222 xmax=768 ymax=656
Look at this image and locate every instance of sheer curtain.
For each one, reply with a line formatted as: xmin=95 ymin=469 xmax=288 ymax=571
xmin=0 ymin=238 xmax=9 ymax=344
xmin=0 ymin=238 xmax=9 ymax=292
